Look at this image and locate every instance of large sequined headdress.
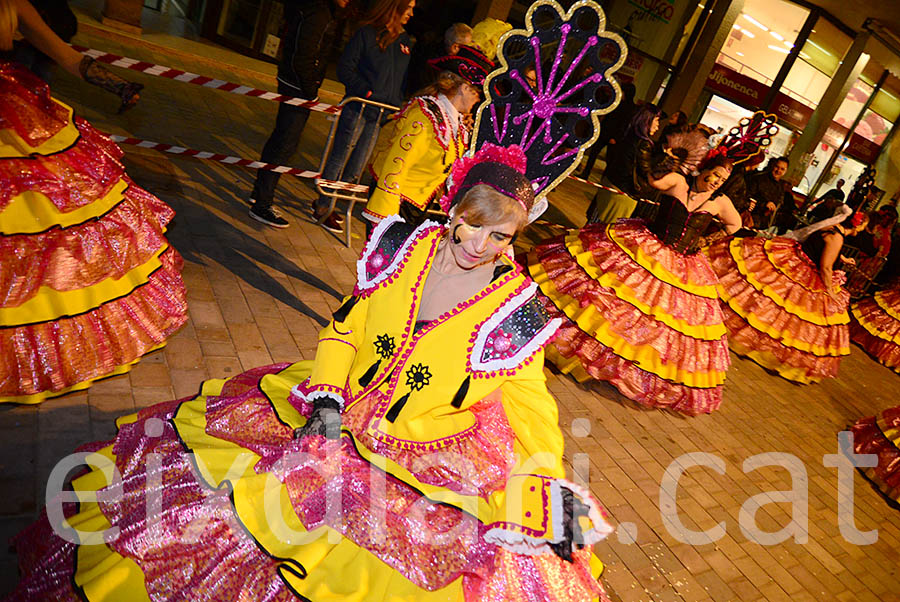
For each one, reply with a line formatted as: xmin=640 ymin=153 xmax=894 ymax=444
xmin=465 ymin=0 xmax=627 ymax=221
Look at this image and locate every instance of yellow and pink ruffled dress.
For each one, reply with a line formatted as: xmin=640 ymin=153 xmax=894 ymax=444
xmin=6 ymin=216 xmax=613 ymax=601
xmin=529 ymin=196 xmax=730 ymax=414
xmin=706 ymin=234 xmax=850 ymax=383
xmin=850 ymin=281 xmax=900 ymax=373
xmin=0 ymin=62 xmax=188 ymax=403
xmin=850 ymin=405 xmax=900 ymax=505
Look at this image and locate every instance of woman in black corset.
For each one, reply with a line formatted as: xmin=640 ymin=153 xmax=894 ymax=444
xmin=707 ymin=204 xmax=868 ymax=384
xmin=527 ymin=155 xmax=741 ymax=415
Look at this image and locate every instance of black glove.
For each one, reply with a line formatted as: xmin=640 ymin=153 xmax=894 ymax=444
xmin=79 ymin=56 xmax=143 ymax=113
xmin=548 ymin=487 xmax=589 ymax=563
xmin=293 ymin=396 xmax=342 ymax=441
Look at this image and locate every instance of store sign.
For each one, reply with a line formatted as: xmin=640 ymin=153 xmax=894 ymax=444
xmin=627 ymin=0 xmax=676 ymax=24
xmin=616 ymin=53 xmax=645 ymax=83
xmin=707 ymin=65 xmax=815 ymax=130
xmin=773 ymin=94 xmax=813 ymax=130
xmin=706 ymin=64 xmax=766 ymax=108
xmin=845 ymin=133 xmax=881 ymax=164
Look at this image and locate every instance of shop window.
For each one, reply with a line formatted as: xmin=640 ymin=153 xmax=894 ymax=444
xmin=780 ymin=17 xmax=850 ymax=109
xmin=717 ymin=0 xmax=809 ymax=86
xmin=854 ymin=108 xmax=893 ymax=144
xmin=699 ymin=95 xmax=794 ymax=157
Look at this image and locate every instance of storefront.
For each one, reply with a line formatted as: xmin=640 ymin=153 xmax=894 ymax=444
xmin=195 ymin=0 xmax=286 ymax=61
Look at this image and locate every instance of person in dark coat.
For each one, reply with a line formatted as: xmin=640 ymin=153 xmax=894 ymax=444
xmin=578 ymin=82 xmax=636 ymax=179
xmin=746 ymin=156 xmax=788 ymax=229
xmin=249 ymin=0 xmax=349 ymax=228
xmin=313 ymin=0 xmax=416 ymax=233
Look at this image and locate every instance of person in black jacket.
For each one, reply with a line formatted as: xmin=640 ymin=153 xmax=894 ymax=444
xmin=585 ymin=102 xmax=661 ymax=223
xmin=577 ymin=82 xmax=636 ymax=179
xmin=312 ymin=0 xmax=416 ymax=233
xmin=746 ymin=156 xmax=788 ymax=230
xmin=249 ymin=0 xmax=349 ymax=228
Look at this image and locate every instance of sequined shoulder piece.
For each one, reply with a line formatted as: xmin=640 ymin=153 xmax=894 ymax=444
xmin=355 ymin=214 xmax=439 ymax=296
xmin=468 ymin=282 xmax=561 ymax=376
xmin=415 ymin=96 xmax=452 ymax=150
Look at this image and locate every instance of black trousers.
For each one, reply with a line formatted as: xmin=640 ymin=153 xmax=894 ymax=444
xmin=251 ymin=82 xmax=312 ymax=209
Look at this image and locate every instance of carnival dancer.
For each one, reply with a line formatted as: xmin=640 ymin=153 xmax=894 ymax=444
xmin=6 ymin=143 xmax=617 ymax=601
xmin=5 ymin=2 xmax=627 ymax=598
xmin=707 ymin=204 xmax=867 ymax=383
xmin=849 ymin=405 xmax=900 ymax=506
xmin=530 ymin=154 xmax=742 ymax=414
xmin=0 ymin=0 xmax=187 ymax=404
xmin=362 ymin=44 xmax=492 ymax=231
xmin=850 ymin=278 xmax=900 ymax=374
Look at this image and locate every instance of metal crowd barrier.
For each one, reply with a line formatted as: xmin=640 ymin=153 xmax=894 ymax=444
xmin=313 ymin=96 xmax=400 ymax=247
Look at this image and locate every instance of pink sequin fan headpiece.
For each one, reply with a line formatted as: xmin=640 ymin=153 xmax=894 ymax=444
xmin=466 ymin=0 xmax=628 ymax=221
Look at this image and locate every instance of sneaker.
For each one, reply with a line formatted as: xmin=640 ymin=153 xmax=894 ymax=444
xmin=249 ymin=205 xmax=289 ymax=228
xmin=312 ymin=206 xmax=344 ymax=224
xmin=321 ymin=212 xmax=343 ymax=234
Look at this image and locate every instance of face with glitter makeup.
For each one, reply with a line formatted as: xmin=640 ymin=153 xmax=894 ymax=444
xmin=447 ymin=211 xmax=519 ymax=269
xmin=696 ymin=165 xmax=731 ymax=193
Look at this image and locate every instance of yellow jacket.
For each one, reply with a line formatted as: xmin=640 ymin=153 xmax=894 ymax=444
xmin=363 ymin=96 xmax=467 ymax=222
xmin=289 ymin=215 xmax=611 ymax=551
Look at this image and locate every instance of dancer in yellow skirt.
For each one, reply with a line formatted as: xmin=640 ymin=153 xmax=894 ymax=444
xmin=7 ymin=145 xmax=615 ymax=601
xmin=0 ymin=0 xmax=187 ymax=404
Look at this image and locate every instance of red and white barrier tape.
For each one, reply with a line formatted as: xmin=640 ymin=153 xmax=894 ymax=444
xmin=110 ymin=135 xmax=369 ymax=193
xmin=566 ymin=174 xmax=622 ymax=193
xmin=75 ymin=45 xmax=341 ymax=114
xmin=79 ymin=44 xmax=633 ymax=194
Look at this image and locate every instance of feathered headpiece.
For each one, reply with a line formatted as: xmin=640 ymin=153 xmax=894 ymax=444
xmin=467 ymin=0 xmax=627 ymax=220
xmin=702 ymin=111 xmax=779 ymax=168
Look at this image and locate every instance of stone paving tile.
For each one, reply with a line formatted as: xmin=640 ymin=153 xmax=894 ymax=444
xmin=3 ymin=27 xmax=900 ymax=602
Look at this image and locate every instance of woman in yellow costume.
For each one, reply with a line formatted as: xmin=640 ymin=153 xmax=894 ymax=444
xmin=6 ymin=143 xmax=615 ymax=601
xmin=0 ymin=0 xmax=187 ymax=404
xmin=363 ymin=44 xmax=492 ymax=230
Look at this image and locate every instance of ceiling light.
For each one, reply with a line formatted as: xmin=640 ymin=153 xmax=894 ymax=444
xmin=737 ymin=26 xmax=755 ymax=39
xmin=742 ymin=14 xmax=768 ymax=31
xmin=737 ymin=52 xmax=745 ymax=57
xmin=768 ymin=44 xmax=790 ymax=54
xmin=770 ymin=31 xmax=785 ymax=41
xmin=784 ymin=41 xmax=793 ymax=48
xmin=708 ymin=106 xmax=721 ymax=113
xmin=732 ymin=23 xmax=740 ymax=28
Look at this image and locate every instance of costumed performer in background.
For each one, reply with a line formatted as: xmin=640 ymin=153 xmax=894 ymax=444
xmin=849 ymin=405 xmax=900 ymax=507
xmin=530 ymin=150 xmax=742 ymax=415
xmin=850 ymin=277 xmax=900 ymax=374
xmin=707 ymin=196 xmax=866 ymax=383
xmin=0 ymin=0 xmax=187 ymax=404
xmin=363 ymin=44 xmax=492 ymax=232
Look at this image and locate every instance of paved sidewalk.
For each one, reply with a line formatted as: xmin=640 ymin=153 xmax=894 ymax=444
xmin=2 ymin=27 xmax=900 ymax=601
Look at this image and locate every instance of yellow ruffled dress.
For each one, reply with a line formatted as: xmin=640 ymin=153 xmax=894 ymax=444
xmin=7 ymin=216 xmax=614 ymax=601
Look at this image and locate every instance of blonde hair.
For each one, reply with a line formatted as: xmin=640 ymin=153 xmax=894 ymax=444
xmin=454 ymin=184 xmax=528 ymax=233
xmin=0 ymin=0 xmax=18 ymax=52
xmin=414 ymin=71 xmax=465 ymax=100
